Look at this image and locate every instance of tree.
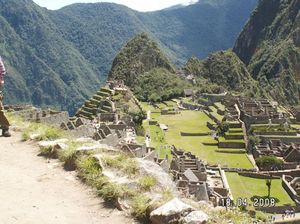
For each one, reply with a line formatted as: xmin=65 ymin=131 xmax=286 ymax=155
xmin=266 ymin=178 xmax=272 ymax=198
xmin=255 ymin=156 xmax=283 ymax=171
xmin=218 ymin=121 xmax=229 ymax=136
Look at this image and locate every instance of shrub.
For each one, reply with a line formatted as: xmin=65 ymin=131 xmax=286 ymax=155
xmin=21 ymin=131 xmax=30 ymax=141
xmin=138 ymin=176 xmax=157 ymax=191
xmin=98 ymin=182 xmax=130 ymax=201
xmin=39 ymin=145 xmax=55 ymax=157
xmin=256 ymin=156 xmax=283 ymax=170
xmin=37 ymin=127 xmax=64 ymax=141
xmin=218 ymin=121 xmax=229 ymax=135
xmin=130 ymin=194 xmax=151 ymax=218
xmin=77 ymin=156 xmax=104 ymax=188
xmin=58 ymin=146 xmax=78 ymax=171
xmin=249 ymin=135 xmax=260 ymax=145
xmin=22 ymin=122 xmax=66 ymax=141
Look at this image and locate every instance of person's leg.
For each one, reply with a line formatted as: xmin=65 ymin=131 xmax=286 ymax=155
xmin=0 ymin=101 xmax=10 ymax=137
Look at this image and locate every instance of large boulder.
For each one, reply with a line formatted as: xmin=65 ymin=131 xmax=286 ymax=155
xmin=182 ymin=211 xmax=208 ymax=224
xmin=150 ymin=198 xmax=194 ymax=224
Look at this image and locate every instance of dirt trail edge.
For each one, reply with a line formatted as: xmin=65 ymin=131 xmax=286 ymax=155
xmin=0 ymin=131 xmax=134 ymax=224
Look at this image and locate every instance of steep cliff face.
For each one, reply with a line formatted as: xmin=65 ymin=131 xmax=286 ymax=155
xmin=108 ymin=33 xmax=175 ymax=87
xmin=233 ymin=0 xmax=300 ymax=104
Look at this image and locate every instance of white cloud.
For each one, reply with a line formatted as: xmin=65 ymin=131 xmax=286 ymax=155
xmin=33 ymin=0 xmax=197 ymax=11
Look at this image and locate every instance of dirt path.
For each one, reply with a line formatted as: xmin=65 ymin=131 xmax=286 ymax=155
xmin=0 ymin=131 xmax=135 ymax=224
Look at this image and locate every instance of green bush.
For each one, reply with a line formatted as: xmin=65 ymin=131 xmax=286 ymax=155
xmin=39 ymin=145 xmax=55 ymax=157
xmin=130 ymin=194 xmax=151 ymax=218
xmin=98 ymin=182 xmax=132 ymax=201
xmin=21 ymin=131 xmax=30 ymax=142
xmin=256 ymin=156 xmax=283 ymax=170
xmin=58 ymin=147 xmax=78 ymax=170
xmin=138 ymin=176 xmax=157 ymax=191
xmin=133 ymin=68 xmax=191 ymax=103
xmin=77 ymin=156 xmax=104 ymax=188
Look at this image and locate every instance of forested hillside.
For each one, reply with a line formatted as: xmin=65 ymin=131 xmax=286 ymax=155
xmin=0 ymin=0 xmax=257 ymax=113
xmin=233 ymin=0 xmax=300 ymax=105
xmin=0 ymin=0 xmax=101 ymax=114
xmin=183 ymin=50 xmax=264 ymax=97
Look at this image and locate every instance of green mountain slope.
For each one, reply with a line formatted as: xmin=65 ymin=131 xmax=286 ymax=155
xmin=52 ymin=0 xmax=258 ymax=70
xmin=0 ymin=0 xmax=101 ymax=114
xmin=133 ymin=68 xmax=191 ymax=102
xmin=139 ymin=0 xmax=258 ymax=64
xmin=233 ymin=0 xmax=300 ymax=105
xmin=107 ymin=33 xmax=189 ymax=102
xmin=0 ymin=0 xmax=258 ymax=113
xmin=184 ymin=50 xmax=264 ymax=97
xmin=108 ymin=33 xmax=175 ymax=87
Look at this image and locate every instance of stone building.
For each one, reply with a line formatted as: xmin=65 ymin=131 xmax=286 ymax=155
xmin=170 ymin=146 xmax=229 ymax=205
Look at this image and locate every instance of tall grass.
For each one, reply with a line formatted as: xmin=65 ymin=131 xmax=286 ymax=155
xmin=103 ymin=154 xmax=139 ymax=177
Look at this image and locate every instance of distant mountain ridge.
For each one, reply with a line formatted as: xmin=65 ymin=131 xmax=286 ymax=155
xmin=233 ymin=0 xmax=300 ymax=105
xmin=0 ymin=0 xmax=258 ymax=113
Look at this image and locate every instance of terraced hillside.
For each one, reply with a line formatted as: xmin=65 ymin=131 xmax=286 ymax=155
xmin=76 ymin=87 xmax=114 ymax=120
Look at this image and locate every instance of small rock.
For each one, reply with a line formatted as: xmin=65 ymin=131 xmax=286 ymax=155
xmin=38 ymin=139 xmax=69 ymax=148
xmin=30 ymin=134 xmax=40 ymax=140
xmin=115 ymin=198 xmax=130 ymax=211
xmin=182 ymin=210 xmax=208 ymax=224
xmin=54 ymin=143 xmax=69 ymax=150
xmin=75 ymin=137 xmax=94 ymax=143
xmin=150 ymin=198 xmax=194 ymax=224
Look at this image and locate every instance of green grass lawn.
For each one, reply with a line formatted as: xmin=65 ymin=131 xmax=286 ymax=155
xmin=149 ymin=110 xmax=253 ymax=168
xmin=225 ymin=132 xmax=244 ymax=136
xmin=228 ymin=128 xmax=243 ymax=133
xmin=219 ymin=137 xmax=245 ymax=143
xmin=209 ymin=106 xmax=223 ymax=122
xmin=226 ymin=172 xmax=295 ymax=208
xmin=291 ymin=124 xmax=300 ymax=129
xmin=215 ymin=102 xmax=225 ymax=111
xmin=157 ymin=110 xmax=211 ymax=133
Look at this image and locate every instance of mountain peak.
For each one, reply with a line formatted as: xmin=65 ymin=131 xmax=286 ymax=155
xmin=108 ymin=32 xmax=175 ymax=87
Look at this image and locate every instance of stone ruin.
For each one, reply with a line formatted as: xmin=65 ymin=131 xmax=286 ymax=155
xmin=6 ymin=104 xmax=127 ymax=146
xmin=282 ymin=175 xmax=300 ymax=207
xmin=290 ymin=107 xmax=300 ymax=122
xmin=254 ymin=139 xmax=300 ymax=170
xmin=120 ymin=143 xmax=169 ymax=172
xmin=237 ymin=98 xmax=287 ymax=126
xmin=170 ymin=146 xmax=229 ymax=206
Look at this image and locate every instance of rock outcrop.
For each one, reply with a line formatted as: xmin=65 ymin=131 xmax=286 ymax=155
xmin=150 ymin=198 xmax=208 ymax=224
xmin=182 ymin=211 xmax=208 ymax=224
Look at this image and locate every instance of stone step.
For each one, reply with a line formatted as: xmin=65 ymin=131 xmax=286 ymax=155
xmin=102 ymin=105 xmax=112 ymax=112
xmin=184 ymin=166 xmax=198 ymax=171
xmin=93 ymin=94 xmax=103 ymax=101
xmin=90 ymin=98 xmax=101 ymax=105
xmin=82 ymin=106 xmax=96 ymax=114
xmin=78 ymin=110 xmax=93 ymax=119
xmin=100 ymin=88 xmax=113 ymax=94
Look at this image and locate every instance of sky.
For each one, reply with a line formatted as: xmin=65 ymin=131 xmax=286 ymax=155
xmin=33 ymin=0 xmax=197 ymax=11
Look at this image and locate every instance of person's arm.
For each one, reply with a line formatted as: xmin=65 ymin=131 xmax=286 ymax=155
xmin=0 ymin=58 xmax=6 ymax=90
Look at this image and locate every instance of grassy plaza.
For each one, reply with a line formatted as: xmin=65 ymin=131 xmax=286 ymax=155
xmin=141 ymin=103 xmax=253 ymax=168
xmin=226 ymin=172 xmax=295 ymax=208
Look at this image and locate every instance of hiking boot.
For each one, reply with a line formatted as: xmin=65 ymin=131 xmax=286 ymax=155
xmin=2 ymin=129 xmax=11 ymax=137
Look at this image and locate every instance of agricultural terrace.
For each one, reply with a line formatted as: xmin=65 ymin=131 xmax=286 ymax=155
xmin=140 ymin=102 xmax=253 ymax=169
xmin=226 ymin=172 xmax=295 ymax=208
